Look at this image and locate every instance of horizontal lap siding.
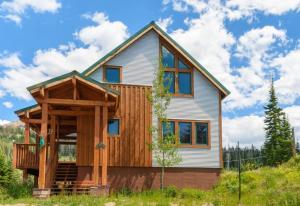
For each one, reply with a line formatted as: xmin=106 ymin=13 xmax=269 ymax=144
xmin=159 ymin=70 xmax=220 ymax=168
xmin=89 ymin=30 xmax=159 ymax=85
xmin=87 ymin=30 xmax=221 ymax=168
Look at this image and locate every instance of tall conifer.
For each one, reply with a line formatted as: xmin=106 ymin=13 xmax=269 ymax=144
xmin=262 ymin=79 xmax=293 ymax=166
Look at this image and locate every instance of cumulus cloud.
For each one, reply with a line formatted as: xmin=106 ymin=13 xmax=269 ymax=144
xmin=156 ymin=17 xmax=173 ymax=31
xmin=0 ymin=119 xmax=10 ymax=125
xmin=224 ymin=26 xmax=287 ymax=110
xmin=271 ymin=48 xmax=300 ymax=104
xmin=74 ymin=12 xmax=129 ymax=54
xmin=2 ymin=101 xmax=13 ymax=108
xmin=164 ymin=1 xmax=298 ymax=111
xmin=0 ymin=0 xmax=61 ymax=24
xmin=284 ymin=105 xmax=300 ymax=142
xmin=0 ymin=90 xmax=4 ymax=98
xmin=223 ymin=115 xmax=265 ymax=147
xmin=226 ymin=0 xmax=300 ymax=20
xmin=0 ymin=13 xmax=129 ymax=100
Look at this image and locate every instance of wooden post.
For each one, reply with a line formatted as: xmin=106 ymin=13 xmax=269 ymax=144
xmin=12 ymin=143 xmax=17 ymax=169
xmin=49 ymin=115 xmax=56 ymax=186
xmin=93 ymin=106 xmax=100 ymax=185
xmin=23 ymin=121 xmax=30 ymax=182
xmin=24 ymin=122 xmax=30 ymax=144
xmin=38 ymin=102 xmax=48 ymax=189
xmin=101 ymin=106 xmax=108 ymax=186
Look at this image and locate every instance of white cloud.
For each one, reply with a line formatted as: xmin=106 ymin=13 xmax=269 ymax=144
xmin=223 ymin=115 xmax=265 ymax=147
xmin=164 ymin=0 xmax=300 ymax=112
xmin=2 ymin=101 xmax=13 ymax=108
xmin=284 ymin=105 xmax=300 ymax=142
xmin=0 ymin=119 xmax=10 ymax=125
xmin=0 ymin=90 xmax=4 ymax=98
xmin=226 ymin=0 xmax=300 ymax=20
xmin=156 ymin=17 xmax=173 ymax=31
xmin=0 ymin=53 xmax=24 ymax=68
xmin=0 ymin=0 xmax=61 ymax=24
xmin=75 ymin=12 xmax=129 ymax=54
xmin=0 ymin=13 xmax=129 ymax=100
xmin=224 ymin=26 xmax=287 ymax=110
xmin=271 ymin=48 xmax=300 ymax=104
xmin=169 ymin=1 xmax=235 ymax=84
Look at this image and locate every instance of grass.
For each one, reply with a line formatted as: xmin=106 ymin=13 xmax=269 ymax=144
xmin=0 ymin=156 xmax=300 ymax=206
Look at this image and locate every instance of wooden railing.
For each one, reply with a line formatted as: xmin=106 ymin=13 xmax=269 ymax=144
xmin=13 ymin=143 xmax=39 ymax=169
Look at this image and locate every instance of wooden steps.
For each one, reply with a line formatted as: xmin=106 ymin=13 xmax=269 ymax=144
xmin=51 ymin=162 xmax=93 ymax=195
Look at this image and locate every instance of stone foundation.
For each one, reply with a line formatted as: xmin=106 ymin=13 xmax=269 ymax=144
xmin=32 ymin=188 xmax=51 ymax=198
xmin=89 ymin=186 xmax=110 ymax=196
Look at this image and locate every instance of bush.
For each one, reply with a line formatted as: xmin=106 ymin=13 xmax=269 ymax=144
xmin=0 ymin=152 xmax=14 ymax=187
xmin=164 ymin=186 xmax=178 ymax=198
xmin=179 ymin=188 xmax=204 ymax=199
xmin=6 ymin=181 xmax=33 ymax=199
xmin=117 ymin=187 xmax=132 ymax=196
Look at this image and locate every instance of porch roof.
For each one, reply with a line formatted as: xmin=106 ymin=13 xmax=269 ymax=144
xmin=15 ymin=70 xmax=120 ymax=117
xmin=27 ymin=70 xmax=119 ymax=96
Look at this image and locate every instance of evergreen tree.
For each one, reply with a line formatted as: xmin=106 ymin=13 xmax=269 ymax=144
xmin=0 ymin=151 xmax=13 ymax=187
xmin=296 ymin=141 xmax=300 ymax=154
xmin=262 ymin=79 xmax=293 ymax=166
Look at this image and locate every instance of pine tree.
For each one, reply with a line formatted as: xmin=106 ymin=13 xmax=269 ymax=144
xmin=280 ymin=114 xmax=293 ymax=160
xmin=0 ymin=151 xmax=13 ymax=187
xmin=262 ymin=79 xmax=293 ymax=166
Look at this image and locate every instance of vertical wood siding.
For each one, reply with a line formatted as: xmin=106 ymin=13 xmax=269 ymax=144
xmin=87 ymin=30 xmax=221 ymax=168
xmin=76 ymin=85 xmax=152 ymax=167
xmin=77 ymin=116 xmax=94 ymax=166
xmin=109 ymin=85 xmax=152 ymax=167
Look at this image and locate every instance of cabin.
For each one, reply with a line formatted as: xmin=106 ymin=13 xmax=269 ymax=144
xmin=13 ymin=21 xmax=230 ymax=197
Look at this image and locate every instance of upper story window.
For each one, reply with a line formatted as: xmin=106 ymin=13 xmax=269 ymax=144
xmin=161 ymin=44 xmax=193 ymax=97
xmin=108 ymin=119 xmax=120 ymax=136
xmin=161 ymin=119 xmax=210 ymax=148
xmin=103 ymin=65 xmax=122 ymax=83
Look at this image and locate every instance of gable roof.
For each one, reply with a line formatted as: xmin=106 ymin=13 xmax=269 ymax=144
xmin=27 ymin=70 xmax=120 ymax=97
xmin=81 ymin=21 xmax=230 ymax=97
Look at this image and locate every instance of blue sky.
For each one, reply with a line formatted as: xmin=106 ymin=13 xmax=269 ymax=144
xmin=0 ymin=0 xmax=300 ymax=147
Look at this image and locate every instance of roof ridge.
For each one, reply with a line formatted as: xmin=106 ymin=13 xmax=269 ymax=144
xmin=80 ymin=21 xmax=230 ymax=96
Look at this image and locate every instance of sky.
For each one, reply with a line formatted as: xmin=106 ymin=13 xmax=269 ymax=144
xmin=0 ymin=0 xmax=300 ymax=148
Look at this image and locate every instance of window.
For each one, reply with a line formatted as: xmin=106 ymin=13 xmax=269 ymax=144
xmin=162 ymin=46 xmax=175 ymax=68
xmin=162 ymin=121 xmax=175 ymax=137
xmin=179 ymin=122 xmax=192 ymax=144
xmin=161 ymin=119 xmax=210 ymax=148
xmin=178 ymin=73 xmax=191 ymax=94
xmin=103 ymin=66 xmax=121 ymax=83
xmin=108 ymin=119 xmax=120 ymax=136
xmin=161 ymin=44 xmax=193 ymax=96
xmin=195 ymin=122 xmax=208 ymax=145
xmin=163 ymin=71 xmax=175 ymax=93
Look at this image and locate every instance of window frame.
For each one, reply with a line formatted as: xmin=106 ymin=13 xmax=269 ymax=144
xmin=108 ymin=118 xmax=121 ymax=137
xmin=161 ymin=119 xmax=211 ymax=149
xmin=159 ymin=40 xmax=194 ymax=97
xmin=103 ymin=65 xmax=122 ymax=83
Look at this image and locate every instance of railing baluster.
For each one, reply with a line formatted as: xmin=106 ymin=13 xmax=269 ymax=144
xmin=13 ymin=143 xmax=39 ymax=169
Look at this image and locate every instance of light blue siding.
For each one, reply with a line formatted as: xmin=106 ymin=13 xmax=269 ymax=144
xmin=87 ymin=30 xmax=221 ymax=168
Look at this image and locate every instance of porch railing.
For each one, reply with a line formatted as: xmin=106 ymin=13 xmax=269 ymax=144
xmin=13 ymin=143 xmax=39 ymax=169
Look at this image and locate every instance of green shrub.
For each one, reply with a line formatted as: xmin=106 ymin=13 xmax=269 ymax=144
xmin=6 ymin=181 xmax=33 ymax=199
xmin=117 ymin=187 xmax=133 ymax=196
xmin=164 ymin=185 xmax=178 ymax=198
xmin=179 ymin=188 xmax=204 ymax=199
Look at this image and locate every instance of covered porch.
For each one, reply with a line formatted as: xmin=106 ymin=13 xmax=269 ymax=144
xmin=13 ymin=71 xmax=119 ymax=195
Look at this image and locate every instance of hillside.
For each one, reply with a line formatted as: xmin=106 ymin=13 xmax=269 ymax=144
xmin=0 ymin=156 xmax=299 ymax=206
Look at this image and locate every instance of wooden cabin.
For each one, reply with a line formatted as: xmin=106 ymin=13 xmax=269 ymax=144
xmin=13 ymin=21 xmax=230 ymax=196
